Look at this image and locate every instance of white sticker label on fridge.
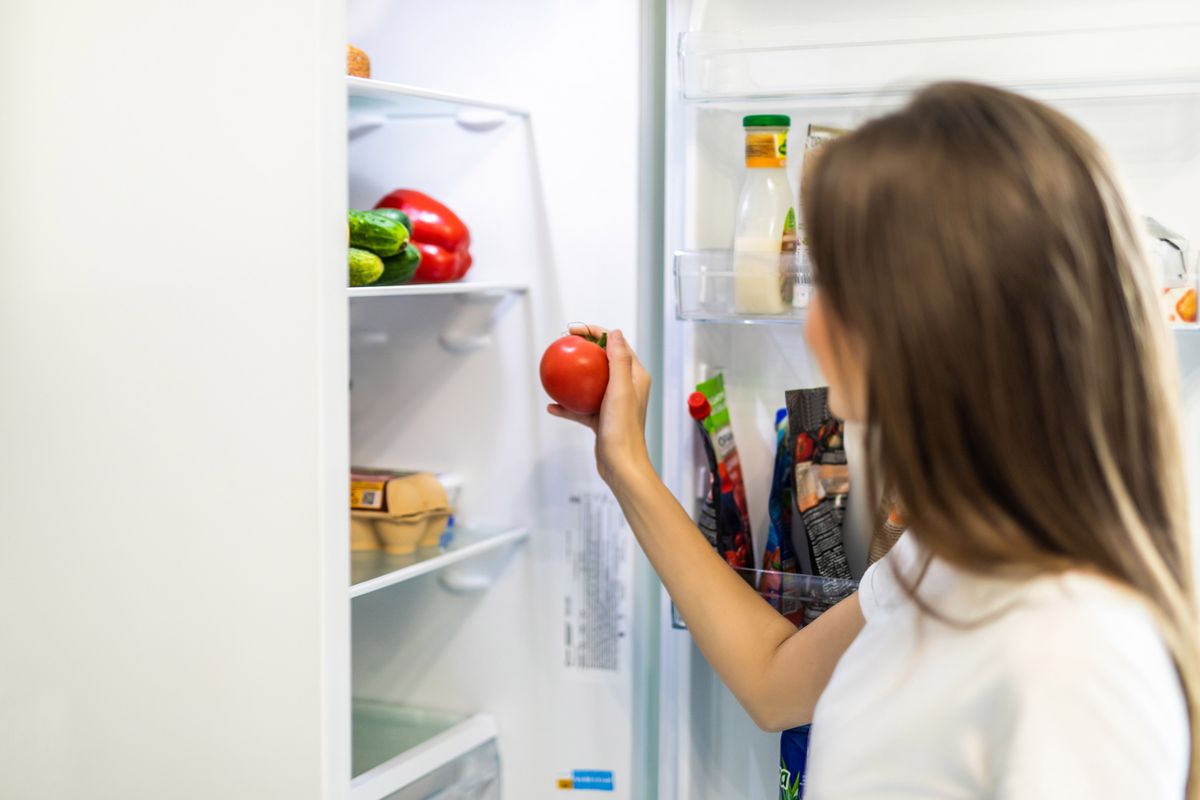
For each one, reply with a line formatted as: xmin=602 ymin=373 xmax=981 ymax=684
xmin=563 ymin=493 xmax=629 ymax=671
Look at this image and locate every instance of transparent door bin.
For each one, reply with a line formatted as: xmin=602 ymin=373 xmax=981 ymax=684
xmin=671 ymin=569 xmax=857 ymax=630
xmin=678 ymin=24 xmax=1200 ymax=103
xmin=748 ymin=569 xmax=858 ymax=624
xmin=675 ymin=250 xmax=810 ymax=323
xmin=1148 ymin=221 xmax=1199 ymax=328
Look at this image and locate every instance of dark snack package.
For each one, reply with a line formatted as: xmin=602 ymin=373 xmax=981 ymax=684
xmin=787 ymin=387 xmax=852 ymax=581
xmin=759 ymin=407 xmax=804 ymax=624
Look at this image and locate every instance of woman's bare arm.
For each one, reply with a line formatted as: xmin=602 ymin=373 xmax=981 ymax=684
xmin=549 ymin=326 xmax=864 ymax=729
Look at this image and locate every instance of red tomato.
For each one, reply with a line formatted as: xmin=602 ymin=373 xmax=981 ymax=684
xmin=540 ymin=334 xmax=609 ymax=415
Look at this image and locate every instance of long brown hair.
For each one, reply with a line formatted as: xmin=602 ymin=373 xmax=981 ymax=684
xmin=804 ymin=81 xmax=1199 ymax=792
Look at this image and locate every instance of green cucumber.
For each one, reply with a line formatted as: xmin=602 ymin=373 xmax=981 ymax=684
xmin=348 ymin=247 xmax=384 ymax=286
xmin=370 ymin=208 xmax=413 ymax=236
xmin=347 ymin=209 xmax=409 ymax=256
xmin=376 ymin=244 xmax=421 ymax=285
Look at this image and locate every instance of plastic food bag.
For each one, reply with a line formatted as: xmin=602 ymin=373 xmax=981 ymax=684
xmin=760 ymin=407 xmax=804 ymax=623
xmin=786 ymin=388 xmax=851 ymax=581
xmin=673 ymin=374 xmax=755 ymax=630
xmin=779 ymin=724 xmax=811 ymax=800
xmin=695 ymin=372 xmax=753 ymax=571
xmin=869 ymin=497 xmax=906 ymax=565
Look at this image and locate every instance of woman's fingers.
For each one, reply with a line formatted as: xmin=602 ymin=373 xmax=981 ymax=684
xmin=550 ymin=325 xmax=650 ymax=436
xmin=568 ymin=322 xmax=609 ymax=339
xmin=631 ymin=349 xmax=650 ymax=390
xmin=614 ymin=333 xmax=650 ymax=406
xmin=605 ymin=329 xmax=635 ymax=395
xmin=547 ymin=403 xmax=598 ymax=432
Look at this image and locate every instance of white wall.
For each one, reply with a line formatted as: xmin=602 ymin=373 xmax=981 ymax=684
xmin=0 ymin=2 xmax=349 ymax=798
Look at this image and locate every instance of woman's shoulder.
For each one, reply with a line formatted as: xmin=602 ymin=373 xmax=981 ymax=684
xmin=849 ymin=537 xmax=1188 ymax=794
xmin=865 ymin=534 xmax=1185 ymax=726
xmin=973 ymin=568 xmax=1181 ymax=701
xmin=985 ymin=571 xmax=1190 ymax=795
xmin=1003 ymin=568 xmax=1176 ymax=666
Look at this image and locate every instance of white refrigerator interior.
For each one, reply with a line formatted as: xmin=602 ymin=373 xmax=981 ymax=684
xmin=659 ymin=2 xmax=1200 ymax=799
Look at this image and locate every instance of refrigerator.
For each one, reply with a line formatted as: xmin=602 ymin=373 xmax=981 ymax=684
xmin=344 ymin=2 xmax=1200 ymax=799
xmin=3 ymin=1 xmax=1198 ymax=799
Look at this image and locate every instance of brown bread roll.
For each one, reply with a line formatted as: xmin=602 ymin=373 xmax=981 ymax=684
xmin=346 ymin=44 xmax=370 ymax=78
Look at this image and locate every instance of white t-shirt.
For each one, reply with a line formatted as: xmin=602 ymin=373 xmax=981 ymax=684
xmin=805 ymin=533 xmax=1189 ymax=798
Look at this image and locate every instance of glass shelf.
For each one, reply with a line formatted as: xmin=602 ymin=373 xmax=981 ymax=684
xmin=675 ymin=250 xmax=809 ymax=324
xmin=677 ymin=250 xmax=1200 ymax=329
xmin=348 ymin=283 xmax=528 ymax=352
xmin=347 ymin=76 xmax=528 ymax=121
xmin=679 ymin=22 xmax=1200 ymax=104
xmin=351 ymin=701 xmax=498 ymax=800
xmin=347 ymin=281 xmax=527 ymax=300
xmin=350 ymin=526 xmax=529 ymax=598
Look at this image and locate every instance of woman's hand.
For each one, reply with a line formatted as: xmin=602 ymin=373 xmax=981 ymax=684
xmin=546 ymin=324 xmax=652 ymax=490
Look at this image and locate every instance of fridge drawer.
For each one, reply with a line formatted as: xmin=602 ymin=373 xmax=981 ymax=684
xmin=377 ymin=740 xmax=500 ymax=800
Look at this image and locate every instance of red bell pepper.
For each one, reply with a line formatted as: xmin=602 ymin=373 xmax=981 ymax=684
xmin=375 ymin=189 xmax=472 ymax=282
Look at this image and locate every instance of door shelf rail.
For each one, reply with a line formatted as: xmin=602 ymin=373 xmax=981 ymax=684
xmin=674 ymin=249 xmax=808 ymax=324
xmin=680 ymin=22 xmax=1200 ymax=104
xmin=672 ymin=569 xmax=858 ymax=630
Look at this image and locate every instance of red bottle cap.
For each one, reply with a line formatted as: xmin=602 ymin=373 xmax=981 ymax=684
xmin=687 ymin=392 xmax=711 ymax=420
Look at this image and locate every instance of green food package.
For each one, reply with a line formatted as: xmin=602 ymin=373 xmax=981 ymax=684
xmin=347 ymin=209 xmax=409 ymax=256
xmin=348 ymin=247 xmax=384 ymax=286
xmin=376 ymin=244 xmax=421 ymax=285
xmin=695 ymin=372 xmax=752 ymax=571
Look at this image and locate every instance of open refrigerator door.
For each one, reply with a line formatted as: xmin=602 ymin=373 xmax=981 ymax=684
xmin=657 ymin=2 xmax=1200 ymax=799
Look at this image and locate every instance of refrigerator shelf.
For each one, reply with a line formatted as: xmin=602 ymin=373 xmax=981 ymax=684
xmin=679 ymin=22 xmax=1200 ymax=105
xmin=351 ymin=526 xmax=529 ymax=598
xmin=349 ymin=283 xmax=528 ymax=352
xmin=347 ymin=281 xmax=528 ymax=300
xmin=1172 ymin=323 xmax=1200 ymax=333
xmin=348 ymin=76 xmax=528 ymax=127
xmin=351 ymin=701 xmax=498 ymax=800
xmin=675 ymin=249 xmax=809 ymax=324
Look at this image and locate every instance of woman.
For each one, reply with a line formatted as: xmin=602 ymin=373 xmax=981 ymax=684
xmin=549 ymin=82 xmax=1198 ymax=797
